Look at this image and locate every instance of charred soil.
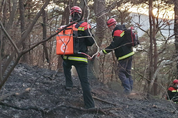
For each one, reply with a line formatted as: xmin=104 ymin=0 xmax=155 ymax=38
xmin=0 ymin=63 xmax=178 ymax=118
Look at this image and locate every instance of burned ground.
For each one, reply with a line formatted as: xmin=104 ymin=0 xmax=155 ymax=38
xmin=0 ymin=63 xmax=178 ymax=118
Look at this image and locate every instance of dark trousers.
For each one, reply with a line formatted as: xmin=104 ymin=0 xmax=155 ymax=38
xmin=63 ymin=60 xmax=95 ymax=108
xmin=118 ymin=56 xmax=133 ymax=94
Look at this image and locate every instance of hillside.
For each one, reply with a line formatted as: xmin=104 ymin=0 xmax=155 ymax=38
xmin=0 ymin=63 xmax=178 ymax=118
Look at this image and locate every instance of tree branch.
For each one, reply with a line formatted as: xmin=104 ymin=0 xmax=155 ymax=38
xmin=2 ymin=0 xmax=50 ymax=78
xmin=0 ymin=20 xmax=20 ymax=54
xmin=93 ymin=96 xmax=117 ymax=106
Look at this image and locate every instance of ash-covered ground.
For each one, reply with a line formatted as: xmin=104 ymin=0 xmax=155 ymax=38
xmin=0 ymin=63 xmax=178 ymax=118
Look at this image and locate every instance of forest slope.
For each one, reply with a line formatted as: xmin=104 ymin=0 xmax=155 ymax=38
xmin=0 ymin=63 xmax=177 ymax=118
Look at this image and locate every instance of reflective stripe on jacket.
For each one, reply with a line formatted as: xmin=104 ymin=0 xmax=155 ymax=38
xmin=172 ymin=90 xmax=178 ymax=92
xmin=63 ymin=56 xmax=88 ymax=63
xmin=118 ymin=52 xmax=134 ymax=60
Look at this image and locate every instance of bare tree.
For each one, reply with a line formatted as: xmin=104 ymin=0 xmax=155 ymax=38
xmin=0 ymin=0 xmax=51 ymax=89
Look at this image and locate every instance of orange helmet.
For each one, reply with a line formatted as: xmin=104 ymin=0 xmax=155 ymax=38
xmin=70 ymin=6 xmax=82 ymax=15
xmin=173 ymin=79 xmax=178 ymax=84
xmin=107 ymin=18 xmax=117 ymax=27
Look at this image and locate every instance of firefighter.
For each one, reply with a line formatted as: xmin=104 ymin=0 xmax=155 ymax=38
xmin=167 ymin=79 xmax=178 ymax=102
xmin=62 ymin=6 xmax=95 ymax=109
xmin=97 ymin=18 xmax=135 ymax=95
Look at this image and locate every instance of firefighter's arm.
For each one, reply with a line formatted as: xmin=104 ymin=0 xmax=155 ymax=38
xmin=103 ymin=30 xmax=124 ymax=54
xmin=84 ymin=29 xmax=95 ymax=46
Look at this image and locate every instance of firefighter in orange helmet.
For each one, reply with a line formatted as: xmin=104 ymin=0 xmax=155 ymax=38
xmin=167 ymin=79 xmax=178 ymax=102
xmin=62 ymin=6 xmax=95 ymax=109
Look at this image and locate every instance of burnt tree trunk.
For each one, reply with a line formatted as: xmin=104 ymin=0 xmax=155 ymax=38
xmin=1 ymin=0 xmax=7 ymax=58
xmin=19 ymin=0 xmax=28 ymax=63
xmin=148 ymin=0 xmax=154 ymax=98
xmin=88 ymin=0 xmax=106 ymax=79
xmin=174 ymin=0 xmax=178 ymax=79
xmin=42 ymin=0 xmax=50 ymax=68
xmin=27 ymin=0 xmax=33 ymax=64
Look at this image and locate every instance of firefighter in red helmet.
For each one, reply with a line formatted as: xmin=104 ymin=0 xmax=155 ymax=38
xmin=97 ymin=18 xmax=135 ymax=96
xmin=70 ymin=6 xmax=82 ymax=15
xmin=61 ymin=6 xmax=95 ymax=109
xmin=167 ymin=79 xmax=178 ymax=102
xmin=107 ymin=18 xmax=117 ymax=27
xmin=70 ymin=6 xmax=82 ymax=21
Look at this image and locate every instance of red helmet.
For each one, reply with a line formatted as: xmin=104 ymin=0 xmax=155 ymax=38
xmin=70 ymin=6 xmax=82 ymax=15
xmin=107 ymin=18 xmax=117 ymax=27
xmin=173 ymin=79 xmax=178 ymax=84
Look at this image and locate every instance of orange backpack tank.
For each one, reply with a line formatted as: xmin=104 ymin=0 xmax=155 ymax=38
xmin=56 ymin=24 xmax=78 ymax=55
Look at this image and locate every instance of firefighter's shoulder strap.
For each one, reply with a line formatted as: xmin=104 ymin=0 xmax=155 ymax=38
xmin=75 ymin=21 xmax=91 ymax=31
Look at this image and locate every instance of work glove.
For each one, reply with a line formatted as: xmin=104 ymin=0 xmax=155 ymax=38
xmin=96 ymin=50 xmax=104 ymax=58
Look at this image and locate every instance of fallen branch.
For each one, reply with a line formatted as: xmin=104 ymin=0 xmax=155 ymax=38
xmin=0 ymin=102 xmax=121 ymax=115
xmin=46 ymin=104 xmax=121 ymax=115
xmin=0 ymin=88 xmax=30 ymax=102
xmin=0 ymin=102 xmax=45 ymax=113
xmin=93 ymin=96 xmax=117 ymax=106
